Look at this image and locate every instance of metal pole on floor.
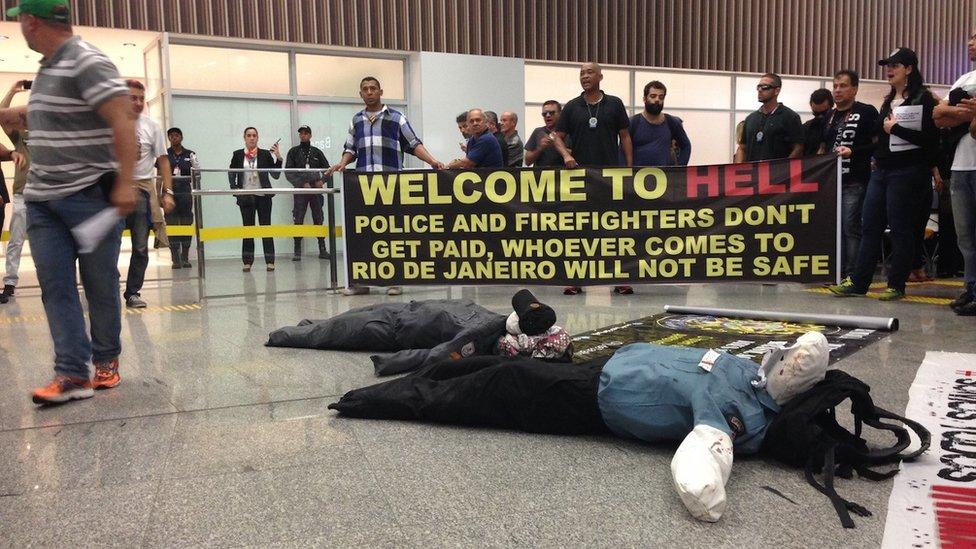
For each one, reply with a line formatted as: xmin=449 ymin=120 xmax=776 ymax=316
xmin=663 ymin=305 xmax=899 ymax=331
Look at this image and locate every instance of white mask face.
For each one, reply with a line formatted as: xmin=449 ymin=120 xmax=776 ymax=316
xmin=761 ymin=332 xmax=830 ymax=405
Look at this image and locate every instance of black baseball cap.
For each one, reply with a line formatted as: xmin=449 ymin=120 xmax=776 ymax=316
xmin=878 ymin=47 xmax=918 ymax=67
xmin=297 ymin=125 xmax=312 ymax=133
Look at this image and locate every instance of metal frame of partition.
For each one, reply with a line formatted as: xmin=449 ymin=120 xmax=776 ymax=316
xmin=160 ymin=32 xmax=412 ymax=136
xmin=190 ymin=167 xmax=342 ymax=302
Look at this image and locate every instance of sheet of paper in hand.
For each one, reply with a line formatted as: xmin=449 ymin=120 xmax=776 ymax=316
xmin=70 ymin=207 xmax=123 ymax=254
xmin=888 ymin=104 xmax=923 ymax=152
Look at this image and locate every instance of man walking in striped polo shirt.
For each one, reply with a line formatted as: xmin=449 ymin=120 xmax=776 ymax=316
xmin=0 ymin=0 xmax=137 ymax=404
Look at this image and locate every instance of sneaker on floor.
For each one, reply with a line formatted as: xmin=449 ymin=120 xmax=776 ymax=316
xmin=92 ymin=359 xmax=121 ymax=390
xmin=827 ymin=282 xmax=863 ymax=297
xmin=182 ymin=260 xmax=192 ymax=269
xmin=292 ymin=254 xmax=302 ymax=262
xmin=877 ymin=288 xmax=906 ymax=301
xmin=955 ymin=300 xmax=976 ymax=316
xmin=0 ymin=294 xmax=7 ymax=304
xmin=341 ymin=286 xmax=370 ymax=296
xmin=386 ymin=286 xmax=403 ymax=296
xmin=950 ymin=288 xmax=974 ymax=310
xmin=2 ymin=284 xmax=14 ymax=297
xmin=267 ymin=263 xmax=276 ymax=272
xmin=563 ymin=286 xmax=583 ymax=295
xmin=243 ymin=264 xmax=252 ymax=273
xmin=31 ymin=375 xmax=94 ymax=405
xmin=125 ymin=294 xmax=147 ymax=308
xmin=319 ymin=249 xmax=331 ymax=259
xmin=613 ymin=285 xmax=634 ymax=295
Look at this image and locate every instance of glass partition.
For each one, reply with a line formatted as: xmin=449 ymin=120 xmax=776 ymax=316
xmin=296 ymin=54 xmax=405 ymax=99
xmin=634 ymin=71 xmax=732 ymax=109
xmin=169 ymin=45 xmax=290 ymax=94
xmin=525 ymin=64 xmax=631 ymax=104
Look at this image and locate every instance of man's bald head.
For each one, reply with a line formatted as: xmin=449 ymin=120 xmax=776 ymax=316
xmin=579 ymin=62 xmax=604 ymax=93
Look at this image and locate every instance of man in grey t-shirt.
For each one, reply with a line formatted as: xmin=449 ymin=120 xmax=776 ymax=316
xmin=1 ymin=0 xmax=137 ymax=405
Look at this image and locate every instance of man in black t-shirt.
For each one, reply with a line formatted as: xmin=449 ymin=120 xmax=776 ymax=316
xmin=735 ymin=73 xmax=804 ymax=162
xmin=801 ymin=88 xmax=833 ymax=155
xmin=822 ymin=69 xmax=879 ymax=280
xmin=554 ymin=62 xmax=632 ymax=168
xmin=525 ymin=100 xmax=572 ymax=167
xmin=553 ymin=62 xmax=634 ymax=296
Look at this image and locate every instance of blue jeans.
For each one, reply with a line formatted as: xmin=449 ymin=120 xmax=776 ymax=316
xmin=27 ymin=185 xmax=123 ymax=379
xmin=852 ymin=165 xmax=931 ymax=293
xmin=841 ymin=181 xmax=866 ymax=278
xmin=951 ymin=170 xmax=976 ymax=288
xmin=124 ymin=189 xmax=150 ymax=299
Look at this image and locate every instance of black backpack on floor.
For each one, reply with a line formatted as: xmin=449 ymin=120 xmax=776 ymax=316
xmin=761 ymin=369 xmax=931 ymax=528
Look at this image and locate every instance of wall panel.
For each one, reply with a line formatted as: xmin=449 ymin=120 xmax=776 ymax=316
xmin=2 ymin=0 xmax=972 ymax=83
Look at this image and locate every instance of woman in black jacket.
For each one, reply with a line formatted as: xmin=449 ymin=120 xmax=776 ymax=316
xmin=229 ymin=126 xmax=282 ymax=271
xmin=830 ymin=48 xmax=939 ymax=301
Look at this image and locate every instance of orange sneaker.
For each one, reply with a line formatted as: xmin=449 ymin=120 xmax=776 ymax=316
xmin=32 ymin=375 xmax=94 ymax=404
xmin=92 ymin=359 xmax=121 ymax=390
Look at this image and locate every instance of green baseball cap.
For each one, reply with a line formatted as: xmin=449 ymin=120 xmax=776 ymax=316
xmin=6 ymin=0 xmax=71 ymax=22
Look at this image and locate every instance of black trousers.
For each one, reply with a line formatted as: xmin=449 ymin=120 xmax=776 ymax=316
xmin=328 ymin=356 xmax=610 ymax=436
xmin=239 ymin=195 xmax=274 ymax=264
xmin=293 ymin=193 xmax=324 ymax=225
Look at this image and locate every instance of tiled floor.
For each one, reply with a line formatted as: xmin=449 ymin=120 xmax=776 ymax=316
xmin=1 ymin=252 xmax=973 ymax=547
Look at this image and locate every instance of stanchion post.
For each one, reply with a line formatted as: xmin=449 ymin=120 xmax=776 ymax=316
xmin=326 ymin=172 xmax=339 ymax=291
xmin=192 ymin=168 xmax=206 ymax=302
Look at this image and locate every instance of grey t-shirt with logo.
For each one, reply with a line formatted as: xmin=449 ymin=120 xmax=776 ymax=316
xmin=25 ymin=36 xmax=128 ymax=202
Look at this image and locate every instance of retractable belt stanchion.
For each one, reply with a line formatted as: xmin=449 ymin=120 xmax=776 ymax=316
xmin=189 ymin=167 xmax=343 ymax=301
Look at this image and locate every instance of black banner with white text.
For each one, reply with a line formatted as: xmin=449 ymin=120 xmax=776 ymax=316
xmin=342 ymin=155 xmax=839 ymax=286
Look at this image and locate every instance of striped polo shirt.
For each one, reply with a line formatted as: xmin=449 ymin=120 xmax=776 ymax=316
xmin=25 ymin=36 xmax=128 ymax=202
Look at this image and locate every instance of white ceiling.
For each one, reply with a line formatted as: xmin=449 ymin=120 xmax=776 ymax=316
xmin=0 ymin=22 xmax=159 ymax=77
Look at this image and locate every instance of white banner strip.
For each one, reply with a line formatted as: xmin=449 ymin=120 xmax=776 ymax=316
xmin=882 ymin=352 xmax=976 ymax=548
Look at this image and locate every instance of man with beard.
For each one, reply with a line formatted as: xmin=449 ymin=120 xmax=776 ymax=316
xmin=328 ymin=76 xmax=445 ymax=296
xmin=628 ymin=80 xmax=691 ymax=166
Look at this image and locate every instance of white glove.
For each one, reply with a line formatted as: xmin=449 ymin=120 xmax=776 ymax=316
xmin=670 ymin=424 xmax=734 ymax=522
xmin=505 ymin=312 xmax=522 ymax=336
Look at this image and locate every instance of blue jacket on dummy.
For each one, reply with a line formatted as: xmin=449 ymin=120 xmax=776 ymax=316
xmin=597 ymin=343 xmax=780 ymax=454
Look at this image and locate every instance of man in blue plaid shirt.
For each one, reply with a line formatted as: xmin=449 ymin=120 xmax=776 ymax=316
xmin=328 ymin=76 xmax=444 ymax=296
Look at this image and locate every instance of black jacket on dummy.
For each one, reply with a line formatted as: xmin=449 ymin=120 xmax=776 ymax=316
xmin=266 ymin=299 xmax=509 ymax=376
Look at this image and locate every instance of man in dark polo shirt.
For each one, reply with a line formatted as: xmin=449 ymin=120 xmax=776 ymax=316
xmin=735 ymin=73 xmax=804 ymax=162
xmin=448 ymin=109 xmax=503 ymax=168
xmin=553 ymin=62 xmax=634 ymax=296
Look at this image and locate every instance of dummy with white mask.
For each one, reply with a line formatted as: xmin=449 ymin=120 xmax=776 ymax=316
xmin=669 ymin=331 xmax=829 ymax=522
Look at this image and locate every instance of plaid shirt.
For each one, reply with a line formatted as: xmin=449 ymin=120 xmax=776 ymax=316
xmin=342 ymin=106 xmax=423 ymax=172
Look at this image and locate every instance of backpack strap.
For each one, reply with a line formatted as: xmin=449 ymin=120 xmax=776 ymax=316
xmin=804 ymin=443 xmax=872 ymax=529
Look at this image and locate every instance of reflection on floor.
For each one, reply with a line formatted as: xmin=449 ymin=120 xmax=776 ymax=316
xmin=0 ymin=268 xmax=972 ymax=547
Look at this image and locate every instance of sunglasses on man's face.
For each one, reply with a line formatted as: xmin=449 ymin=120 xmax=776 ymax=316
xmin=542 ymin=110 xmax=557 ymax=116
xmin=757 ymin=84 xmax=778 ymax=91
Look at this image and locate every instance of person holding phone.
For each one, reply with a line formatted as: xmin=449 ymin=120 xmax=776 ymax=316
xmin=229 ymin=127 xmax=282 ymax=271
xmin=0 ymin=79 xmax=31 ymax=304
